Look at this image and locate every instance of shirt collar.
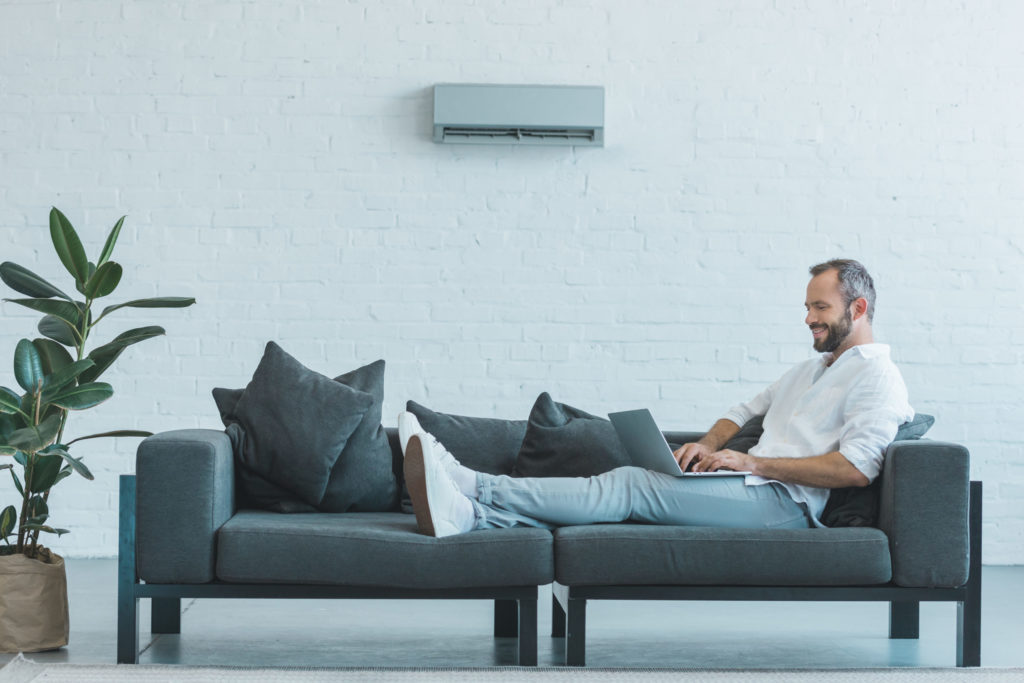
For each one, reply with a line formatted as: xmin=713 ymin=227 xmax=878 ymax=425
xmin=821 ymin=343 xmax=891 ymax=367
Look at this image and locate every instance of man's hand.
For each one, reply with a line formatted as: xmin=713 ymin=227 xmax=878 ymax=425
xmin=673 ymin=442 xmax=712 ymax=472
xmin=673 ymin=419 xmax=743 ymax=472
xmin=692 ymin=449 xmax=757 ymax=474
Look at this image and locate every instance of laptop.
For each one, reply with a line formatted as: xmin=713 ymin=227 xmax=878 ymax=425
xmin=608 ymin=408 xmax=751 ymax=478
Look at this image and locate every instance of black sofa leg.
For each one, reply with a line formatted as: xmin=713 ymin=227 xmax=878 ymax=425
xmin=152 ymin=597 xmax=182 ymax=634
xmin=889 ymin=601 xmax=920 ymax=638
xmin=552 ymin=594 xmax=566 ymax=637
xmin=957 ymin=480 xmax=983 ymax=667
xmin=494 ymin=599 xmax=518 ymax=638
xmin=565 ymin=597 xmax=587 ymax=667
xmin=517 ymin=598 xmax=538 ymax=666
xmin=117 ymin=475 xmax=139 ymax=664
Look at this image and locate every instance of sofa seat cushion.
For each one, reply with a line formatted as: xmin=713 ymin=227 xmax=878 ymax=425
xmin=216 ymin=511 xmax=553 ymax=589
xmin=554 ymin=525 xmax=892 ymax=586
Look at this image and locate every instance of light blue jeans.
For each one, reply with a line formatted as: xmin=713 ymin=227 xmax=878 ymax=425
xmin=471 ymin=466 xmax=812 ymax=530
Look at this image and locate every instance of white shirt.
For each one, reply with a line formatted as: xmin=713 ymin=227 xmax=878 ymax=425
xmin=721 ymin=343 xmax=914 ymax=525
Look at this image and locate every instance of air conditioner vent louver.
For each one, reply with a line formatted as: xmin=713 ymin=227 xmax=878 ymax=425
xmin=441 ymin=127 xmax=597 ymax=143
xmin=433 ymin=84 xmax=604 ymax=147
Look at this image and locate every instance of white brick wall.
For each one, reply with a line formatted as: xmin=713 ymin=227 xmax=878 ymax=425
xmin=1 ymin=0 xmax=1022 ymax=562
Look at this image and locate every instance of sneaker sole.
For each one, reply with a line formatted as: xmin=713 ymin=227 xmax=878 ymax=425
xmin=403 ymin=436 xmax=436 ymax=537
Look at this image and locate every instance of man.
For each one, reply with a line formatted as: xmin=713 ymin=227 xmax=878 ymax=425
xmin=402 ymin=259 xmax=914 ymax=537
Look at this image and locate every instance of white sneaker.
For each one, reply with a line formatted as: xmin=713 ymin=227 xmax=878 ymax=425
xmin=404 ymin=434 xmax=475 ymax=538
xmin=397 ymin=411 xmax=464 ymax=478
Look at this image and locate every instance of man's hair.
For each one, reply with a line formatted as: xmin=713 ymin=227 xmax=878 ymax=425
xmin=809 ymin=259 xmax=876 ymax=323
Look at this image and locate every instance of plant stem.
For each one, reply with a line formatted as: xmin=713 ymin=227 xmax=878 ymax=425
xmin=30 ymin=298 xmax=93 ymax=551
xmin=17 ymin=457 xmax=32 ymax=552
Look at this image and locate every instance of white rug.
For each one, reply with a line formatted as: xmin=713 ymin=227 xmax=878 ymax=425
xmin=2 ymin=655 xmax=1023 ymax=683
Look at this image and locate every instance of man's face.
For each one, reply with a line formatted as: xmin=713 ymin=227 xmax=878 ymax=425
xmin=805 ymin=270 xmax=854 ymax=353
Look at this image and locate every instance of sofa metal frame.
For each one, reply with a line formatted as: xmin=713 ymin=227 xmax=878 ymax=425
xmin=551 ymin=481 xmax=982 ymax=668
xmin=117 ymin=475 xmax=539 ymax=666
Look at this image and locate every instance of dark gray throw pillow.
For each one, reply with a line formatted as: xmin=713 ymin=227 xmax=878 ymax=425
xmin=215 ymin=386 xmax=319 ymax=512
xmin=318 ymin=360 xmax=399 ymax=513
xmin=399 ymin=401 xmax=528 ymax=513
xmin=216 ymin=355 xmax=399 ymax=513
xmin=511 ymin=393 xmax=631 ymax=479
xmin=228 ymin=342 xmax=372 ymax=508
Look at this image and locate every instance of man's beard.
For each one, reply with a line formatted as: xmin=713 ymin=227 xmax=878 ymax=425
xmin=811 ymin=309 xmax=853 ymax=353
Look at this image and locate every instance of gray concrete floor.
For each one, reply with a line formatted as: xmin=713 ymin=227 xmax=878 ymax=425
xmin=2 ymin=560 xmax=1022 ymax=669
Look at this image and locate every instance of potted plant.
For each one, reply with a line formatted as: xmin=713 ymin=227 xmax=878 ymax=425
xmin=0 ymin=208 xmax=195 ymax=653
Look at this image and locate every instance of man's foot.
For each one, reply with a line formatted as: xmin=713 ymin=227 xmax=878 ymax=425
xmin=404 ymin=434 xmax=476 ymax=538
xmin=397 ymin=412 xmax=477 ymax=498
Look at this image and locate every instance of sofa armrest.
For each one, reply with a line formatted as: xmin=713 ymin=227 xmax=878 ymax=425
xmin=877 ymin=440 xmax=970 ymax=588
xmin=136 ymin=429 xmax=235 ymax=584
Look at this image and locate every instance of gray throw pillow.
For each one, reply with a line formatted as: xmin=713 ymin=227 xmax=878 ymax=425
xmin=399 ymin=400 xmax=528 ymax=513
xmin=224 ymin=342 xmax=373 ymax=509
xmin=215 ymin=352 xmax=399 ymax=513
xmin=215 ymin=386 xmax=316 ymax=512
xmin=511 ymin=393 xmax=631 ymax=479
xmin=318 ymin=360 xmax=399 ymax=513
xmin=894 ymin=413 xmax=935 ymax=441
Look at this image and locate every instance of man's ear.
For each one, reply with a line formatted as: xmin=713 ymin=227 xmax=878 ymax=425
xmin=851 ymin=297 xmax=869 ymax=321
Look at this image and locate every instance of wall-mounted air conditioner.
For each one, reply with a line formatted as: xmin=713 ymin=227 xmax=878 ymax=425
xmin=433 ymin=84 xmax=604 ymax=147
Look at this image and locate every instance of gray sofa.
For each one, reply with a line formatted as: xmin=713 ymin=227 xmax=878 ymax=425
xmin=118 ymin=427 xmax=981 ymax=667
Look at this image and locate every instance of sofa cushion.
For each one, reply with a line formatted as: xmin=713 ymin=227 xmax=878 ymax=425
xmin=401 ymin=401 xmax=527 ymax=513
xmin=216 ymin=511 xmax=553 ymax=589
xmin=318 ymin=360 xmax=399 ymax=513
xmin=228 ymin=342 xmax=371 ymax=508
xmin=554 ymin=524 xmax=892 ymax=586
xmin=215 ymin=350 xmax=398 ymax=513
xmin=512 ymin=393 xmax=630 ymax=478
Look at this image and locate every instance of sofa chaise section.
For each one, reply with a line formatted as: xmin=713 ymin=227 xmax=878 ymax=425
xmin=120 ymin=428 xmax=550 ymax=666
xmin=549 ymin=439 xmax=981 ymax=667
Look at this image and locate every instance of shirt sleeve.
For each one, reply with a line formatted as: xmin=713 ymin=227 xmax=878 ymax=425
xmin=721 ymin=378 xmax=777 ymax=428
xmin=838 ymin=363 xmax=914 ymax=482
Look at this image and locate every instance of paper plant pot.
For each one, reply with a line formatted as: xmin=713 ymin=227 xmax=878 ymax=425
xmin=0 ymin=548 xmax=69 ymax=653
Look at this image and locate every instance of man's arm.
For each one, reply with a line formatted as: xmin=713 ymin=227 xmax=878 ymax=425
xmin=694 ymin=448 xmax=871 ymax=488
xmin=673 ymin=418 xmax=741 ymax=471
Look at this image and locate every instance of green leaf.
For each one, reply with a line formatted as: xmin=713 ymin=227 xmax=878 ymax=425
xmin=54 ymin=467 xmax=72 ymax=485
xmin=98 ymin=216 xmax=125 ymax=266
xmin=27 ymin=453 xmax=63 ymax=492
xmin=46 ymin=381 xmax=113 ymax=410
xmin=74 ymin=262 xmax=97 ymax=297
xmin=28 ymin=494 xmax=48 ymax=519
xmin=5 ymin=298 xmax=82 ymax=329
xmin=21 ymin=524 xmax=69 ymax=536
xmin=14 ymin=451 xmax=27 ymax=467
xmin=49 ymin=207 xmax=90 ymax=284
xmin=0 ymin=262 xmax=73 ymax=301
xmin=41 ymin=359 xmax=95 ymax=396
xmin=65 ymin=429 xmax=152 ymax=446
xmin=84 ymin=261 xmax=122 ymax=298
xmin=14 ymin=339 xmax=45 ymax=393
xmin=0 ymin=387 xmax=23 ymax=415
xmin=32 ymin=339 xmax=75 ymax=376
xmin=0 ymin=446 xmax=17 ymax=456
xmin=7 ymin=414 xmax=62 ymax=452
xmin=79 ymin=326 xmax=165 ymax=383
xmin=99 ymin=297 xmax=196 ymax=318
xmin=41 ymin=445 xmax=94 ymax=481
xmin=0 ymin=505 xmax=15 ymax=539
xmin=38 ymin=315 xmax=80 ymax=346
xmin=0 ymin=413 xmax=16 ymax=441
xmin=11 ymin=468 xmax=24 ymax=495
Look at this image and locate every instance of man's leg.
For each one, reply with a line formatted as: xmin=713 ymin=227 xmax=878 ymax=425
xmin=475 ymin=466 xmax=810 ymax=529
